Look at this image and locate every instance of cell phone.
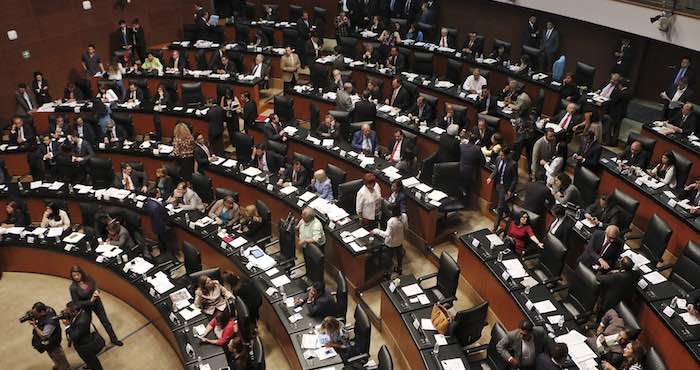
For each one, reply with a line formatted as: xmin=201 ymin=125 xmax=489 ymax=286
xmin=250 ymin=249 xmax=264 ymax=258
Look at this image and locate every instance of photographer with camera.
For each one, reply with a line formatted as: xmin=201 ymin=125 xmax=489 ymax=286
xmin=62 ymin=301 xmax=104 ymax=370
xmin=24 ymin=301 xmax=70 ymax=370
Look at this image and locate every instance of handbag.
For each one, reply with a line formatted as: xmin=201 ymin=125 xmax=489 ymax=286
xmin=430 ymin=303 xmax=451 ymax=335
xmin=89 ymin=323 xmax=106 ymax=353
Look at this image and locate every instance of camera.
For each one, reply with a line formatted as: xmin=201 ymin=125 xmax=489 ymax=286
xmin=19 ymin=311 xmax=34 ymax=323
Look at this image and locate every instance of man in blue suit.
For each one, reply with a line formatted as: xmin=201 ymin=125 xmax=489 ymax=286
xmin=351 ymin=123 xmax=378 ymax=155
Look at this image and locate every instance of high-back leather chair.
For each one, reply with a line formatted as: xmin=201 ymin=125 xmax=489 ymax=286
xmin=190 ymin=173 xmax=213 ymax=204
xmin=418 ymin=252 xmax=460 ymax=307
xmin=233 ymin=131 xmax=254 ymax=164
xmin=412 ymin=52 xmax=434 ymax=76
xmin=274 ymin=95 xmax=294 ymax=124
xmin=575 ymin=62 xmax=596 ymax=90
xmin=672 ymin=150 xmax=692 ymax=191
xmin=529 ymin=233 xmax=568 ymax=285
xmin=637 ymin=214 xmax=672 ymax=267
xmin=448 ymin=302 xmax=489 ymax=348
xmin=560 ymin=262 xmax=600 ymax=323
xmin=337 ymin=179 xmax=363 ymax=215
xmin=574 ymin=166 xmax=601 ymax=207
xmin=325 ymin=163 xmax=346 ymax=199
xmin=668 ymin=240 xmax=700 ymax=294
xmin=181 ymin=82 xmax=203 ymax=106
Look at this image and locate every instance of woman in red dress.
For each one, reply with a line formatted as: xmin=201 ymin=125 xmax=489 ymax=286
xmin=506 ymin=211 xmax=544 ymax=255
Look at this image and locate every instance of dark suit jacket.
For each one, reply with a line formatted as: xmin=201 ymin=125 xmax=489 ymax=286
xmin=585 ymin=203 xmax=623 ymax=228
xmin=219 ymin=61 xmax=238 ymax=74
xmin=250 ymin=152 xmax=283 ymax=173
xmin=549 ymin=216 xmax=574 ymax=244
xmin=576 ymin=140 xmax=602 ymax=171
xmin=437 ymin=113 xmax=465 ymax=129
xmin=74 ymin=124 xmax=96 ymax=146
xmin=664 ymin=85 xmax=695 ymax=107
xmin=490 ymin=158 xmax=518 ymax=193
xmin=263 ymin=121 xmax=284 ymax=141
xmin=597 ymin=269 xmax=640 ymax=312
xmin=534 ymin=353 xmax=565 ymax=370
xmin=297 ymin=18 xmax=313 ymax=40
xmin=114 ymin=172 xmax=144 ymax=190
xmin=37 ymin=141 xmax=61 ymax=163
xmin=462 ymin=37 xmax=484 ymax=55
xmin=15 ymin=91 xmax=37 ymax=116
xmin=209 ymin=50 xmax=228 ymax=71
xmin=242 ymin=100 xmax=258 ymax=129
xmin=540 ymin=28 xmax=559 ymax=54
xmin=112 ymin=27 xmax=132 ymax=51
xmin=386 ymin=53 xmax=407 ymax=73
xmin=523 ymin=181 xmax=555 ymax=216
xmin=435 ymin=135 xmax=460 ymax=162
xmin=523 ymin=21 xmax=540 ymax=47
xmin=670 ymin=110 xmax=698 ymax=135
xmin=10 ymin=124 xmax=35 ymax=146
xmin=387 ymin=137 xmax=415 ymax=161
xmin=283 ymin=166 xmax=310 ymax=187
xmin=497 ymin=327 xmax=548 ymax=364
xmin=606 ymin=86 xmax=630 ymax=121
xmin=435 ymin=34 xmax=456 ymax=48
xmin=408 ymin=103 xmax=434 ymax=122
xmin=193 ymin=143 xmax=213 ymax=171
xmin=471 ymin=127 xmax=494 ymax=147
xmin=351 ymin=130 xmax=378 ymax=152
xmin=458 ymin=142 xmax=485 ymax=177
xmin=72 ymin=139 xmax=95 ymax=159
xmin=618 ymin=147 xmax=650 ymax=168
xmin=123 ymin=88 xmax=144 ymax=103
xmin=550 ymin=110 xmax=581 ymax=132
xmin=476 ymin=95 xmax=496 ymax=114
xmin=206 ymin=105 xmax=226 ymax=138
xmin=389 ymin=86 xmax=411 ymax=111
xmin=670 ymin=65 xmax=696 ymax=87
xmin=353 ymin=100 xmax=377 ymax=122
xmin=316 ymin=123 xmax=341 ymax=139
xmin=579 ymin=230 xmax=624 ymax=269
xmin=168 ymin=55 xmax=189 ymax=71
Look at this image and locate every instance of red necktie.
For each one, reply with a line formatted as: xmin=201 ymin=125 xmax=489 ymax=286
xmin=561 ymin=114 xmax=571 ymax=129
xmin=390 ymin=140 xmax=401 ymax=161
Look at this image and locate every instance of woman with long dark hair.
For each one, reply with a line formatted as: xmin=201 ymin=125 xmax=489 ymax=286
xmin=505 ymin=211 xmax=544 ymax=256
xmin=68 ymin=266 xmax=123 ymax=346
xmin=41 ymin=202 xmax=70 ymax=230
xmin=2 ymin=201 xmax=28 ymax=227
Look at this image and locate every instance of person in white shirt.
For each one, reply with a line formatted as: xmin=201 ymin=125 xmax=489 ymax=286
xmin=356 ymin=173 xmax=382 ymax=227
xmin=462 ymin=68 xmax=487 ymax=94
xmin=598 ymin=73 xmax=620 ymax=99
xmin=372 ymin=205 xmax=406 ymax=274
xmin=296 ymin=207 xmax=326 ymax=248
xmin=646 ymin=151 xmax=677 ymax=188
xmin=251 ymin=54 xmax=265 ymax=78
xmin=97 ymin=86 xmax=119 ymax=103
xmin=41 ymin=202 xmax=71 ymax=230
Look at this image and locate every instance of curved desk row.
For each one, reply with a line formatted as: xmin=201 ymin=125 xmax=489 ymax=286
xmin=641 ymin=124 xmax=700 ymax=179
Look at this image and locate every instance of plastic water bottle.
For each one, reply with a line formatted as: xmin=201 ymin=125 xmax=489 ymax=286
xmin=557 ymin=315 xmax=565 ymax=329
xmin=432 ymin=341 xmax=440 ymax=355
xmin=17 ymin=182 xmax=23 ymax=191
xmin=576 ymin=208 xmax=582 ymax=220
xmin=280 ymin=284 xmax=287 ymax=301
xmin=185 ymin=343 xmax=195 ymax=358
xmin=497 ymin=251 xmax=503 ymax=262
xmin=184 ymin=213 xmax=190 ymax=224
xmin=197 ymin=356 xmax=203 ymax=369
xmin=670 ymin=296 xmax=678 ymax=309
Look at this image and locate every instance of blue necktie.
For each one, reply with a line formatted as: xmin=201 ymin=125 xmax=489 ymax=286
xmin=390 ymin=0 xmax=396 ymax=11
xmin=675 ymin=68 xmax=686 ymax=85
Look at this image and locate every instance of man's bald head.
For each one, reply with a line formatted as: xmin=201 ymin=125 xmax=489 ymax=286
xmin=605 ymin=225 xmax=620 ymax=239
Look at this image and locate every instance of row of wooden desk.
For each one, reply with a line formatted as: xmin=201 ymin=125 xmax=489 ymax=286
xmin=641 ymin=124 xmax=700 ymax=179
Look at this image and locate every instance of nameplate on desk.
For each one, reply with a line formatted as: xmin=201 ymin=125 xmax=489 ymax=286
xmin=637 ymin=279 xmax=648 ymax=290
xmin=634 ymin=177 xmax=644 ymax=186
xmin=64 ymin=244 xmax=74 ymax=251
xmin=136 ymin=201 xmax=144 ymax=208
xmin=525 ymin=300 xmax=534 ymax=311
xmin=339 ymin=150 xmax=346 ymax=157
xmin=459 ymin=92 xmax=466 ymax=99
xmin=297 ymin=200 xmax=305 ymax=208
xmin=501 ymin=271 xmax=511 ymax=281
xmin=328 ymin=221 xmax=335 ymax=230
xmin=149 ymin=287 xmax=156 ymax=297
xmin=471 ymin=238 xmax=479 ymax=247
xmin=668 ymin=199 xmax=677 ymax=208
xmin=415 ymin=193 xmax=423 ymax=201
xmin=266 ymin=184 xmax=274 ymax=191
xmin=663 ymin=306 xmax=676 ymax=318
xmin=152 ymin=149 xmax=159 ymax=156
xmin=455 ymin=52 xmax=462 ymax=58
xmin=188 ymin=221 xmax=196 ymax=229
xmin=244 ymin=177 xmax=252 ymax=183
xmin=389 ymin=282 xmax=396 ymax=293
xmin=220 ymin=241 xmax=228 ymax=249
xmin=27 ymin=236 xmax=35 ymax=244
xmin=574 ymin=221 xmax=583 ymax=230
xmin=96 ymin=256 xmax=105 ymax=263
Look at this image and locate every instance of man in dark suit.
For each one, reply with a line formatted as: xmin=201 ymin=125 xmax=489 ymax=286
xmin=73 ymin=117 xmax=96 ymax=146
xmin=385 ymin=129 xmax=415 ymax=167
xmin=540 ymin=21 xmax=559 ymax=72
xmin=252 ymin=29 xmax=269 ymax=47
xmin=585 ymin=194 xmax=623 ymax=229
xmin=597 ymin=256 xmax=640 ymax=313
xmin=548 ymin=205 xmax=573 ymax=244
xmin=304 ymin=35 xmax=323 ymax=67
xmin=475 ymin=87 xmax=496 ymax=115
xmin=216 ymin=55 xmax=238 ymax=75
xmin=549 ymin=102 xmax=580 ymax=137
xmin=437 ymin=103 xmax=466 ymax=129
xmin=114 ymin=163 xmax=148 ymax=193
xmin=37 ymin=135 xmax=60 ymax=176
xmin=351 ymin=123 xmax=378 ymax=154
xmin=168 ymin=50 xmax=188 ymax=71
xmin=129 ymin=19 xmax=147 ymax=62
xmin=461 ymin=32 xmax=484 ymax=57
xmin=668 ymin=102 xmax=698 ymax=135
xmin=9 ymin=116 xmax=34 ymax=146
xmin=101 ymin=120 xmax=124 ymax=144
xmin=281 ymin=160 xmax=310 ymax=188
xmin=670 ymin=56 xmax=695 ymax=88
xmin=263 ymin=113 xmax=287 ymax=143
xmin=241 ymin=92 xmax=258 ymax=130
xmin=193 ymin=133 xmax=218 ymax=173
xmin=112 ymin=20 xmax=132 ymax=53
xmin=353 ymin=90 xmax=377 ymax=122
xmin=683 ymin=177 xmax=700 ymax=215
xmin=522 ymin=180 xmax=554 ymax=216
xmin=209 ymin=47 xmax=229 ymax=71
xmin=497 ymin=320 xmax=548 ymax=370
xmin=250 ymin=143 xmax=283 ymax=173
xmin=123 ymin=82 xmax=144 ymax=103
xmin=535 ymin=343 xmax=568 ymax=370
xmin=250 ymin=54 xmax=270 ymax=84
xmin=297 ymin=11 xmax=313 ymax=45
xmin=205 ymin=97 xmax=226 ymax=155
xmin=598 ymin=74 xmax=630 ymax=144
xmin=661 ymin=78 xmax=694 ymax=118
xmin=523 ymin=15 xmax=540 ymax=48
xmin=618 ymin=140 xmax=650 ymax=168
xmin=488 ymin=147 xmax=518 ymax=230
xmin=15 ymin=83 xmax=37 ymax=117
xmin=408 ymin=96 xmax=434 ymax=122
xmin=435 ymin=124 xmax=461 ymax=162
xmin=69 ymin=132 xmax=95 ymax=180
xmin=386 ymin=77 xmax=411 ymax=111
xmin=435 ymin=28 xmax=455 ymax=49
xmin=385 ymin=47 xmax=406 ymax=73
xmin=578 ymin=225 xmax=623 ymax=271
xmin=574 ymin=131 xmax=602 ymax=172
xmin=401 ymin=0 xmax=417 ymax=20
xmin=295 ymin=282 xmax=335 ymax=318
xmin=459 ymin=135 xmax=486 ymax=198
xmin=471 ymin=118 xmax=494 ymax=147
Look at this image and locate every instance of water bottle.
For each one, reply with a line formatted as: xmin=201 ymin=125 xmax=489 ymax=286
xmin=576 ymin=208 xmax=582 ymax=220
xmin=557 ymin=315 xmax=564 ymax=329
xmin=670 ymin=296 xmax=678 ymax=309
xmin=184 ymin=320 xmax=190 ymax=333
xmin=18 ymin=182 xmax=23 ymax=191
xmin=185 ymin=343 xmax=195 ymax=358
xmin=68 ymin=183 xmax=73 ymax=193
xmin=197 ymin=356 xmax=203 ymax=369
xmin=184 ymin=213 xmax=190 ymax=224
xmin=280 ymin=284 xmax=286 ymax=301
xmin=432 ymin=341 xmax=440 ymax=355
xmin=497 ymin=251 xmax=503 ymax=262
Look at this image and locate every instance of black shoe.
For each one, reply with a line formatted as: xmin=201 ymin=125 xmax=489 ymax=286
xmin=111 ymin=340 xmax=124 ymax=346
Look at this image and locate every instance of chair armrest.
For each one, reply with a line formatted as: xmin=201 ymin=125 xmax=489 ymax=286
xmin=439 ymin=296 xmax=457 ymax=308
xmin=463 ymin=343 xmax=488 ymax=356
xmin=522 ymin=253 xmax=540 ymax=262
xmin=624 ymin=234 xmax=643 ymax=241
xmin=417 ymin=272 xmax=438 ymax=284
xmin=345 ymin=353 xmax=369 ymax=364
xmin=543 ymin=276 xmax=562 ymax=285
xmin=657 ymin=262 xmax=675 ymax=272
xmin=550 ymin=283 xmax=568 ymax=294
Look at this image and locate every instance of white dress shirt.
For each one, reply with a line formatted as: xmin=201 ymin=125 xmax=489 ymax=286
xmin=373 ymin=216 xmax=404 ymax=247
xmin=356 ymin=183 xmax=382 ymax=220
xmin=462 ymin=75 xmax=487 ymax=93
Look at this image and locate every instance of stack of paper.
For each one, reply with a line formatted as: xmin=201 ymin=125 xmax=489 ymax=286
xmin=402 ymin=177 xmax=420 ymax=188
xmin=643 ymin=271 xmax=667 ymax=285
xmin=125 ymin=257 xmax=154 ymax=274
xmin=241 ymin=167 xmax=262 ymax=177
xmin=401 ymin=284 xmax=423 ymax=297
xmin=146 ymin=271 xmax=175 ymax=294
xmin=501 ymin=259 xmax=528 ymax=279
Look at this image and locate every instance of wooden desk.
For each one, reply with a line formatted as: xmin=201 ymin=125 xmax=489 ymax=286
xmin=641 ymin=125 xmax=700 ymax=179
xmin=3 ymin=150 xmax=30 ymax=176
xmin=638 ymin=300 xmax=698 ymax=369
xmin=380 ymin=288 xmax=429 ymax=370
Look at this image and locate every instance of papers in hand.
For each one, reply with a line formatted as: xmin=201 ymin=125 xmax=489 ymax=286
xmin=401 ymin=283 xmax=423 ymax=297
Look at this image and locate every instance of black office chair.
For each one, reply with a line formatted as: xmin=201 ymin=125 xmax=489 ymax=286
xmin=608 ymin=189 xmax=639 ymax=234
xmin=627 ymin=213 xmax=671 ymax=267
xmin=195 ymin=49 xmax=209 ymax=69
xmin=418 ymin=152 xmax=437 ymax=185
xmin=131 ymin=79 xmax=151 ymax=102
xmin=234 ymin=296 xmax=253 ymax=342
xmin=389 ymin=18 xmax=408 ymax=34
xmin=190 ymin=173 xmax=214 ymax=204
xmin=97 ymin=79 xmax=118 ymax=93
xmin=302 ymin=243 xmax=325 ymax=292
xmin=432 ymin=162 xmax=467 ymax=218
xmin=641 ymin=347 xmax=667 ymax=370
xmin=325 ymin=163 xmax=346 ymax=199
xmin=214 ymin=188 xmax=238 ymax=203
xmin=112 ymin=111 xmax=134 ymax=139
xmin=332 ymin=269 xmax=348 ymax=321
xmin=626 ymin=132 xmax=656 ymax=162
xmin=243 ymin=1 xmax=257 ymax=20
xmin=274 ymin=95 xmax=295 ymax=125
xmin=575 ymin=62 xmax=596 ymax=90
xmin=418 ymin=252 xmax=460 ymax=308
xmin=556 ymin=262 xmax=600 ymax=324
xmin=265 ymin=139 xmax=287 ymax=156
xmin=448 ymin=302 xmax=489 ymax=351
xmin=88 ymin=157 xmax=114 ymax=189
xmin=666 ymin=240 xmax=700 ymax=295
xmin=443 ymin=58 xmax=463 ymax=85
xmin=521 ymin=45 xmax=541 ymax=68
xmin=339 ymin=36 xmax=359 ymax=59
xmin=282 ymin=29 xmax=299 ymax=48
xmin=337 ymin=179 xmax=363 ymax=216
xmin=419 ymin=93 xmax=438 ymax=113
xmin=292 ymin=152 xmax=313 ymax=175
xmin=412 ymin=52 xmax=434 ymax=76
xmin=466 ymin=323 xmax=509 ymax=369
xmin=532 ymin=88 xmax=546 ymax=117
xmin=260 ymin=25 xmax=275 ymax=46
xmin=163 ymin=163 xmax=182 ymax=184
xmin=181 ymin=82 xmax=203 ymax=106
xmin=313 ymin=7 xmax=328 ymax=36
xmin=27 ymin=152 xmax=46 ymax=181
xmin=309 ymin=103 xmax=321 ymax=133
xmin=492 ymin=39 xmax=511 ymax=55
xmin=524 ymin=233 xmax=567 ymax=286
xmin=233 ymin=132 xmax=254 ymax=164
xmin=330 ymin=110 xmax=352 ymax=141
xmin=182 ymin=241 xmax=202 ymax=275
xmin=477 ymin=113 xmax=500 ymax=134
xmin=235 ymin=23 xmax=250 ymax=44
xmin=574 ymin=166 xmax=600 ymax=207
xmin=288 ymin=4 xmax=303 ymax=21
xmin=445 ymin=27 xmax=458 ymax=44
xmin=672 ymin=150 xmax=692 ymax=191
xmin=79 ymin=202 xmax=99 ymax=232
xmin=253 ymin=200 xmax=272 ymax=244
xmin=416 ymin=22 xmax=435 ymax=42
xmin=252 ymin=335 xmax=265 ymax=370
xmin=614 ymin=302 xmax=642 ymax=339
xmin=267 ymin=213 xmax=296 ymax=270
xmin=345 ymin=305 xmax=371 ymax=361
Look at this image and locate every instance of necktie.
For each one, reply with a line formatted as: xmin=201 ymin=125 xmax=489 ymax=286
xmin=601 ymin=84 xmax=614 ymax=98
xmin=600 ymin=239 xmax=611 ymax=255
xmin=675 ymin=68 xmax=686 ymax=85
xmin=550 ymin=218 xmax=560 ymax=233
xmin=19 ymin=127 xmax=25 ymax=142
xmin=561 ymin=113 xmax=571 ymax=129
xmin=258 ymin=156 xmax=264 ymax=170
xmin=122 ymin=30 xmax=127 ymax=43
xmin=253 ymin=64 xmax=260 ymax=76
xmin=546 ymin=29 xmax=552 ymax=39
xmin=78 ymin=126 xmax=84 ymax=137
xmin=391 ymin=140 xmax=401 ymax=161
xmin=293 ymin=171 xmax=297 ymax=183
xmin=498 ymin=161 xmax=505 ymax=183
xmin=125 ymin=175 xmax=133 ymax=190
xmin=47 ymin=145 xmax=52 ymax=156
xmin=390 ymin=0 xmax=396 ymax=11
xmin=131 ymin=91 xmax=136 ymax=100
xmin=441 ymin=37 xmax=447 ymax=47
xmin=405 ymin=0 xmax=411 ymax=13
xmin=24 ymin=93 xmax=33 ymax=109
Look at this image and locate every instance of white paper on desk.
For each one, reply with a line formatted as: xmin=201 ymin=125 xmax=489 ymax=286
xmin=302 ymin=334 xmax=321 ymax=349
xmin=221 ymin=159 xmax=237 ymax=168
xmin=427 ymin=190 xmax=448 ymax=201
xmin=547 ymin=315 xmax=565 ymax=325
xmin=485 ymin=234 xmax=504 ymax=246
xmin=663 ymin=190 xmax=676 ymax=199
xmin=440 ymin=358 xmax=465 ymax=370
xmin=179 ymin=306 xmax=201 ymax=321
xmin=326 ymin=204 xmax=349 ymax=222
xmin=299 ymin=192 xmax=316 ymax=202
xmin=581 ymin=218 xmax=597 ymax=228
xmin=271 ymin=274 xmax=291 ymax=287
xmin=351 ymin=227 xmax=370 ymax=239
xmin=211 ymin=157 xmax=226 ymax=165
xmin=644 ymin=271 xmax=667 ymax=285
xmin=533 ymin=300 xmax=557 ymax=314
xmin=415 ymin=183 xmax=433 ymax=193
xmin=316 ymin=347 xmax=338 ymax=360
xmin=30 ymin=181 xmax=42 ymax=189
xmin=421 ymin=318 xmax=436 ymax=331
xmin=309 ymin=197 xmax=330 ymax=214
xmin=49 ymin=182 xmax=64 ymax=190
xmin=621 ymin=250 xmax=650 ymax=267
xmin=401 ymin=283 xmax=423 ymax=297
xmin=265 ymin=287 xmax=277 ymax=296
xmin=681 ymin=312 xmax=700 ymax=325
xmin=265 ymin=267 xmax=280 ymax=277
xmin=31 ymin=227 xmax=47 ymax=236
xmin=501 ymin=259 xmax=524 ymax=271
xmin=282 ymin=126 xmax=298 ymax=135
xmin=194 ymin=216 xmax=214 ymax=227
xmin=568 ymin=342 xmax=598 ymax=363
xmin=349 ymin=242 xmax=366 ymax=252
xmin=241 ymin=167 xmax=262 ymax=177
xmin=402 ymin=177 xmax=420 ymax=188
xmin=127 ymin=257 xmax=154 ymax=274
xmin=429 ymin=127 xmax=446 ymax=135
xmin=63 ymin=232 xmax=85 ymax=244
xmin=555 ymin=330 xmax=588 ymax=346
xmin=280 ymin=186 xmax=298 ymax=195
xmin=47 ymin=227 xmax=64 ymax=238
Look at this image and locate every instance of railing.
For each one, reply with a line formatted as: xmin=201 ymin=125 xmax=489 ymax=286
xmin=615 ymin=0 xmax=700 ymax=18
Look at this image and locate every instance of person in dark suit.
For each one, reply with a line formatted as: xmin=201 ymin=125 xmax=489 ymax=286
xmin=367 ymin=79 xmax=383 ymax=101
xmin=597 ymin=256 xmax=640 ymax=313
xmin=461 ymin=31 xmax=484 ymax=57
xmin=32 ymin=71 xmax=52 ymax=105
xmin=585 ymin=194 xmax=624 ymax=228
xmin=407 ymin=95 xmax=434 ymax=122
xmin=9 ymin=116 xmax=34 ymax=146
xmin=668 ymin=102 xmax=698 ymax=135
xmin=70 ymin=133 xmax=95 ymax=163
xmin=435 ymin=27 xmax=455 ymax=48
xmin=101 ymin=120 xmax=124 ymax=145
xmin=682 ymin=177 xmax=700 ymax=215
xmin=559 ymin=73 xmax=580 ymax=104
xmin=361 ymin=44 xmax=380 ymax=64
xmin=168 ymin=49 xmax=188 ymax=71
xmin=401 ymin=0 xmax=418 ymax=20
xmin=351 ymin=123 xmax=378 ymax=154
xmin=578 ymin=225 xmax=623 ymax=271
xmin=152 ymin=84 xmax=171 ymax=107
xmin=15 ymin=83 xmax=37 ymax=117
xmin=123 ymin=82 xmax=144 ymax=103
xmin=294 ymin=282 xmax=335 ymax=318
xmin=437 ymin=103 xmax=466 ymax=129
xmin=353 ymin=90 xmax=378 ymax=122
xmin=549 ymin=102 xmax=580 ymax=138
xmin=385 ymin=129 xmax=415 ymax=166
xmin=61 ymin=302 xmax=104 ymax=370
xmin=548 ymin=204 xmax=574 ymax=244
xmin=386 ymin=77 xmax=411 ymax=111
xmin=63 ymin=83 xmax=84 ymax=102
xmin=573 ymin=131 xmax=602 ymax=172
xmin=304 ymin=35 xmax=322 ymax=67
xmin=488 ymin=146 xmax=518 ymax=230
xmin=611 ymin=38 xmax=634 ymax=78
xmin=217 ymin=55 xmax=238 ymax=75
xmin=540 ymin=21 xmax=559 ymax=72
xmin=471 ymin=118 xmax=494 ymax=147
xmin=129 ymin=19 xmax=147 ymax=62
xmin=114 ymin=163 xmax=148 ymax=193
xmin=385 ymin=46 xmax=406 ymax=73
xmin=661 ymin=78 xmax=694 ymax=118
xmin=669 ymin=56 xmax=695 ymax=88
xmin=262 ymin=4 xmax=278 ymax=21
xmin=37 ymin=135 xmax=60 ymax=176
xmin=241 ymin=91 xmax=258 ymax=131
xmin=205 ymin=97 xmax=226 ymax=155
xmin=193 ymin=133 xmax=218 ymax=173
xmin=497 ymin=320 xmax=548 ymax=370
xmin=598 ymin=74 xmax=630 ymax=144
xmin=280 ymin=160 xmax=310 ymax=188
xmin=534 ymin=342 xmax=568 ymax=370
xmin=475 ymin=87 xmax=496 ymax=115
xmin=523 ymin=15 xmax=540 ymax=48
xmin=435 ymin=124 xmax=461 ymax=162
xmin=522 ymin=180 xmax=555 ymax=216
xmin=209 ymin=47 xmax=229 ymax=71
xmin=263 ymin=113 xmax=287 ymax=143
xmin=317 ymin=114 xmax=342 ymax=139
xmin=459 ymin=134 xmax=486 ymax=198
xmin=618 ymin=140 xmax=650 ymax=169
xmin=252 ymin=29 xmax=269 ymax=47
xmin=249 ymin=143 xmax=283 ymax=173
xmin=73 ymin=117 xmax=96 ymax=146
xmin=297 ymin=11 xmax=313 ymax=46
xmin=112 ymin=19 xmax=132 ymax=53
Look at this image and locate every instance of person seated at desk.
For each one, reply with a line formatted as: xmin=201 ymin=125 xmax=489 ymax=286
xmin=602 ymin=340 xmax=645 ymax=370
xmin=435 ymin=124 xmax=461 ymax=162
xmin=294 ymin=282 xmax=335 ymax=318
xmin=476 ymin=86 xmax=496 ymax=115
xmin=660 ymin=77 xmax=693 ymax=118
xmin=435 ymin=27 xmax=454 ymax=48
xmin=329 ymin=69 xmax=346 ymax=92
xmin=472 ymin=117 xmax=494 ymax=147
xmin=152 ymin=167 xmax=174 ymax=200
xmin=407 ymin=95 xmax=434 ymax=122
xmin=114 ymin=163 xmax=148 ymax=193
xmin=384 ymin=46 xmax=406 ymax=74
xmin=617 ymin=140 xmax=650 ymax=169
xmin=141 ymin=52 xmax=163 ymax=73
xmin=367 ymin=80 xmax=383 ymax=102
xmin=167 ymin=181 xmax=204 ymax=211
xmin=49 ymin=116 xmax=70 ymax=139
xmin=262 ymin=113 xmax=287 ymax=143
xmin=152 ymin=84 xmax=170 ymax=106
xmin=496 ymin=319 xmax=547 ymax=370
xmin=662 ymin=102 xmax=698 ymax=136
xmin=37 ymin=134 xmax=60 ymax=170
xmin=296 ymin=207 xmax=326 ymax=249
xmin=319 ymin=316 xmax=348 ymax=349
xmin=351 ymin=123 xmax=378 ymax=155
xmin=511 ymin=54 xmax=532 ymax=74
xmin=505 ymin=211 xmax=544 ymax=256
xmin=585 ymin=194 xmax=624 ymax=228
xmin=481 ymin=132 xmax=503 ymax=159
xmin=489 ymin=44 xmax=510 ymax=63
xmin=208 ymin=195 xmax=239 ymax=226
xmin=317 ymin=114 xmax=341 ymax=140
xmin=167 ymin=49 xmax=188 ymax=71
xmin=101 ymin=120 xmax=124 ymax=145
xmin=336 ymin=82 xmax=354 ymax=112
xmin=560 ymin=72 xmax=581 ymax=104
xmin=41 ymin=202 xmax=70 ymax=230
xmin=2 ymin=201 xmax=27 ymax=227
xmin=462 ymin=68 xmax=488 ymax=94
xmin=547 ymin=204 xmax=573 ymax=243
xmin=535 ymin=342 xmax=569 ymax=370
xmin=587 ymin=307 xmax=639 ymax=364
xmin=198 ymin=309 xmax=237 ymax=347
xmin=385 ymin=129 xmax=415 ymax=168
xmin=311 ymin=169 xmax=334 ymax=201
xmin=194 ymin=275 xmax=234 ymax=316
xmin=96 ymin=85 xmax=119 ymax=105
xmin=9 ymin=116 xmax=34 ymax=146
xmin=361 ymin=44 xmax=380 ymax=65
xmin=578 ymin=225 xmax=623 ymax=272
xmin=368 ymin=15 xmax=384 ymax=34
xmin=462 ymin=31 xmax=484 ymax=57
xmin=437 ymin=103 xmax=465 ymax=129
xmin=681 ymin=177 xmax=700 ymax=215
xmin=646 ymin=151 xmax=677 ymax=188
xmin=104 ymin=221 xmax=134 ymax=249
xmin=548 ymin=102 xmax=580 ymax=137
xmin=551 ymin=173 xmax=582 ymax=206
xmin=335 ymin=11 xmax=353 ymax=38
xmin=279 ymin=160 xmax=310 ymax=189
xmin=497 ymin=79 xmax=520 ymax=104
xmin=216 ymin=55 xmax=237 ymax=75
xmin=372 ymin=204 xmax=406 ymax=274
xmin=123 ymin=82 xmax=143 ymax=104
xmin=503 ymin=82 xmax=531 ymax=115
xmin=193 ymin=133 xmax=218 ymax=173
xmin=235 ymin=204 xmax=263 ymax=238
xmin=249 ymin=143 xmax=283 ymax=174
xmin=356 ymin=173 xmax=382 ymax=228
xmin=73 ymin=117 xmax=96 ymax=146
xmin=69 ymin=132 xmax=94 ymax=165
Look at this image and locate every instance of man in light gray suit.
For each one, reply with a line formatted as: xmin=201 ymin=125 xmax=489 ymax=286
xmin=540 ymin=21 xmax=559 ymax=72
xmin=497 ymin=320 xmax=548 ymax=370
xmin=336 ymin=82 xmax=354 ymax=112
xmin=531 ymin=128 xmax=556 ymax=181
